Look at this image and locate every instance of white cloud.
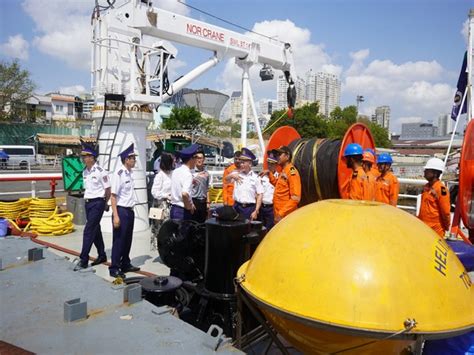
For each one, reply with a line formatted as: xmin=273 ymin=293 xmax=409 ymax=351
xmin=58 ymin=85 xmax=87 ymax=96
xmin=346 ymin=49 xmax=369 ymax=76
xmin=343 ymin=51 xmax=453 ymax=132
xmin=0 ymin=34 xmax=29 ymax=60
xmin=21 ymin=0 xmax=190 ymax=71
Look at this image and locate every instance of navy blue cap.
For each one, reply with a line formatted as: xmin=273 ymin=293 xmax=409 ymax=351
xmin=240 ymin=147 xmax=256 ymax=161
xmin=266 ymin=152 xmax=278 ymax=163
xmin=178 ymin=143 xmax=199 ymax=159
xmin=118 ymin=143 xmax=138 ymax=160
xmin=80 ymin=140 xmax=97 ymax=157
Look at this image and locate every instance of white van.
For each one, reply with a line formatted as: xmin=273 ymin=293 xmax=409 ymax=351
xmin=0 ymin=145 xmax=37 ymax=169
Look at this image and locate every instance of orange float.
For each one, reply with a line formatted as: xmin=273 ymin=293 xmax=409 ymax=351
xmin=459 ymin=119 xmax=474 ymax=229
xmin=337 ymin=123 xmax=375 ymax=197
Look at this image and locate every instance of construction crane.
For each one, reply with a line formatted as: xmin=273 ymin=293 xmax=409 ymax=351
xmin=91 ymin=0 xmax=296 ymax=153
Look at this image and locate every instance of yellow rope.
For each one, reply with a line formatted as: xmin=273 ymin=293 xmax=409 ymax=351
xmin=262 ymin=109 xmax=290 ymax=134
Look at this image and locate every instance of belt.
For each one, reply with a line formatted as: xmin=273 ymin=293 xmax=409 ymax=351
xmin=262 ymin=203 xmax=273 ymax=208
xmin=235 ymin=202 xmax=256 ymax=208
xmin=192 ymin=197 xmax=207 ymax=202
xmin=118 ymin=206 xmax=134 ymax=211
xmin=85 ymin=197 xmax=105 ymax=203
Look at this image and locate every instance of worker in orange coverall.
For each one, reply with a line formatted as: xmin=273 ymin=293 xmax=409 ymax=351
xmin=267 ymin=145 xmax=301 ymax=223
xmin=222 ymin=151 xmax=241 ymax=206
xmin=341 ymin=143 xmax=370 ymax=201
xmin=362 ymin=150 xmax=377 ymax=201
xmin=374 ymin=153 xmax=399 ymax=207
xmin=418 ymin=158 xmax=451 ymax=237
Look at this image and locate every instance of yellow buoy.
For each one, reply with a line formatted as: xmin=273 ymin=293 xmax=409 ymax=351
xmin=237 ymin=200 xmax=474 ymax=354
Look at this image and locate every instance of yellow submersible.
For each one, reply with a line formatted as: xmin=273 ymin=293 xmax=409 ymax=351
xmin=237 ymin=200 xmax=474 ymax=354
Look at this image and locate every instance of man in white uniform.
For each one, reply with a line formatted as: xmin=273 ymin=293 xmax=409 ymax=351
xmin=75 ymin=141 xmax=110 ymax=271
xmin=170 ymin=144 xmax=199 ymax=221
xmin=109 ymin=143 xmax=140 ymax=278
xmin=225 ymin=147 xmax=263 ymax=220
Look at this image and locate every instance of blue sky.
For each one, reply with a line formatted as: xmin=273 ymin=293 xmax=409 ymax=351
xmin=0 ymin=0 xmax=472 ymax=133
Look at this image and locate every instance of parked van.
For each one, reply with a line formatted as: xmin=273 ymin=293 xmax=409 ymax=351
xmin=0 ymin=145 xmax=36 ymax=169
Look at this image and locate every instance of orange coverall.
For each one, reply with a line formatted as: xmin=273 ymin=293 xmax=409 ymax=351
xmin=222 ymin=163 xmax=237 ymax=205
xmin=418 ymin=180 xmax=451 ymax=237
xmin=269 ymin=163 xmax=301 ymax=221
xmin=341 ymin=167 xmax=370 ymax=200
xmin=374 ymin=172 xmax=399 ymax=206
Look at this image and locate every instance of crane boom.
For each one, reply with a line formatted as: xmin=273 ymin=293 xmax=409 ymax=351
xmin=91 ymin=0 xmax=296 ymax=152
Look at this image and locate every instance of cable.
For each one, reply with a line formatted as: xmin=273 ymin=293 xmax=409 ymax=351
xmin=177 ymin=1 xmax=286 ymax=44
xmin=262 ymin=109 xmax=290 ymax=134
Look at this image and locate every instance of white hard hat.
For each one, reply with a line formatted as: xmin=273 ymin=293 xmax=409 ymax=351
xmin=424 ymin=158 xmax=445 ymax=172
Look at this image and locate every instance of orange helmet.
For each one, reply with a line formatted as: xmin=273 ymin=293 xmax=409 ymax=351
xmin=362 ymin=151 xmax=375 ymax=164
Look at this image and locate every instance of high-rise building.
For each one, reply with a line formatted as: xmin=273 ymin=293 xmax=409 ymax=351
xmin=229 ymin=91 xmax=256 ymax=123
xmin=437 ymin=113 xmax=452 ymax=136
xmin=258 ymin=99 xmax=277 ymax=116
xmin=276 ymin=75 xmax=306 ymax=111
xmin=305 ymin=71 xmax=341 ymax=116
xmin=373 ymin=106 xmax=391 ymax=130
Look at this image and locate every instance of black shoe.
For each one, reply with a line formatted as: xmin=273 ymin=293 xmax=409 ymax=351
xmin=91 ymin=256 xmax=107 ymax=266
xmin=109 ymin=271 xmax=126 ymax=279
xmin=74 ymin=261 xmax=88 ymax=271
xmin=121 ymin=265 xmax=140 ymax=273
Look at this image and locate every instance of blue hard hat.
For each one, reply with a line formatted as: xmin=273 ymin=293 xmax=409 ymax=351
xmin=343 ymin=143 xmax=363 ymax=157
xmin=377 ymin=153 xmax=393 ymax=164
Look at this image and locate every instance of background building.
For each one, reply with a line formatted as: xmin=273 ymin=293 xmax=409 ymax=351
xmin=165 ymin=88 xmax=229 ymax=119
xmin=437 ymin=113 xmax=453 ymax=136
xmin=305 ymin=70 xmax=341 ymax=116
xmin=182 ymin=88 xmax=229 ymax=119
xmin=372 ymin=106 xmax=391 ymax=130
xmin=229 ymin=91 xmax=256 ymax=123
xmin=400 ymin=122 xmax=438 ymax=140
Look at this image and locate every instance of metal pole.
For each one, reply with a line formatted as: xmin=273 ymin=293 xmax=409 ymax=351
xmin=443 ymin=89 xmax=467 ymax=169
xmin=240 ymin=65 xmax=249 ymax=148
xmin=246 ymin=80 xmax=266 ymax=158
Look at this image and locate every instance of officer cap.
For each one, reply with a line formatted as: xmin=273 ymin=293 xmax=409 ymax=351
xmin=271 ymin=145 xmax=292 ymax=160
xmin=80 ymin=140 xmax=97 ymax=157
xmin=240 ymin=147 xmax=256 ymax=161
xmin=266 ymin=152 xmax=278 ymax=164
xmin=118 ymin=143 xmax=138 ymax=160
xmin=178 ymin=143 xmax=200 ymax=159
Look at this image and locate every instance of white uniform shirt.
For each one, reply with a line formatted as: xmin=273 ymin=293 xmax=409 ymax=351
xmin=151 ymin=170 xmax=172 ymax=200
xmin=111 ymin=165 xmax=136 ymax=207
xmin=232 ymin=170 xmax=263 ymax=204
xmin=260 ymin=175 xmax=275 ymax=205
xmin=83 ymin=162 xmax=110 ymax=199
xmin=170 ymin=164 xmax=193 ymax=208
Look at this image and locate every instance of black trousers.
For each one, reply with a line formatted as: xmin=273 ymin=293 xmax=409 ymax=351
xmin=192 ymin=198 xmax=208 ymax=223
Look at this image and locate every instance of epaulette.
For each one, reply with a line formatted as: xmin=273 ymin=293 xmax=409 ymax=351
xmin=441 ymin=186 xmax=447 ymax=196
xmin=117 ymin=169 xmax=123 ymax=175
xmin=97 ymin=166 xmax=103 ymax=172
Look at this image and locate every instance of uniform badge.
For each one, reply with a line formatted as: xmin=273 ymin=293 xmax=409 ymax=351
xmin=289 ymin=166 xmax=297 ymax=176
xmin=441 ymin=186 xmax=447 ymax=196
xmin=103 ymin=176 xmax=108 ymax=183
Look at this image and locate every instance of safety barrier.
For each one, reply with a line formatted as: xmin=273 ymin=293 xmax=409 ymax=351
xmin=0 ymin=173 xmax=63 ymax=198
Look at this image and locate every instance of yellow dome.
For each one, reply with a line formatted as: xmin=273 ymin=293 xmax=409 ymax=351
xmin=238 ymin=200 xmax=474 ymax=353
